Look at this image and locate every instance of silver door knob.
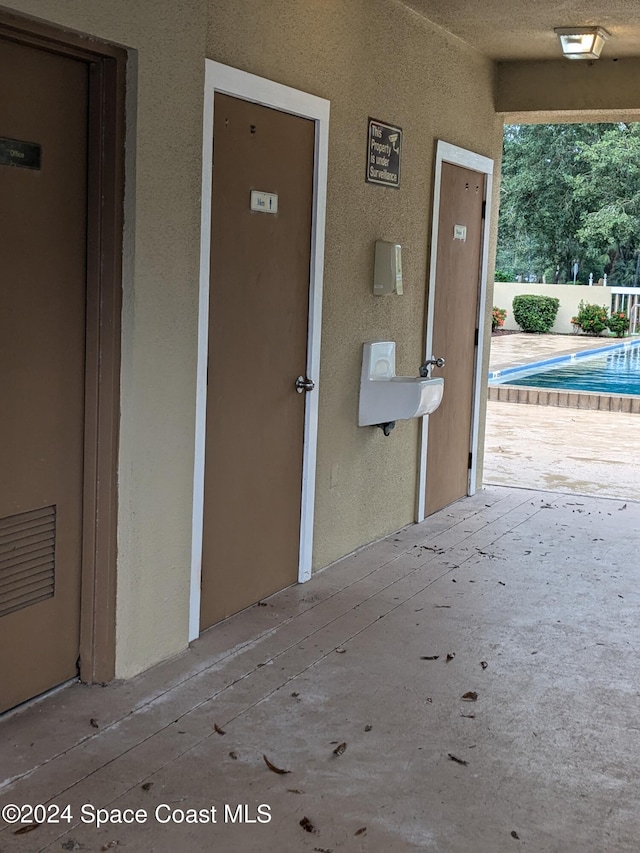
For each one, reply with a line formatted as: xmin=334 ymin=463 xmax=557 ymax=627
xmin=295 ymin=376 xmax=315 ymax=393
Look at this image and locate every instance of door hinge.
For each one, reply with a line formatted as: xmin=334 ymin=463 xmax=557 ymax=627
xmin=481 ymin=200 xmax=486 ymax=219
xmin=468 ymin=451 xmax=473 ymax=469
xmin=474 ymin=328 xmax=479 ymax=346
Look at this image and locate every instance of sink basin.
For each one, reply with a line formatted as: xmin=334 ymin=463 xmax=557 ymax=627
xmin=358 ymin=342 xmax=445 ymax=427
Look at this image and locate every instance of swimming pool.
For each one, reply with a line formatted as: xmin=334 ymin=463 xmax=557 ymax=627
xmin=490 ymin=339 xmax=640 ymax=396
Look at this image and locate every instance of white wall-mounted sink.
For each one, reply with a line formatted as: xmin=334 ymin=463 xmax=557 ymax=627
xmin=358 ymin=341 xmax=444 ymax=427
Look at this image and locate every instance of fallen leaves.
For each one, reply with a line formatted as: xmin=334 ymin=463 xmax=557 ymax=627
xmin=333 ymin=742 xmax=347 ymax=756
xmin=364 ymin=724 xmax=373 ymax=732
xmin=263 ymin=754 xmax=291 ymax=775
xmin=214 ymin=723 xmax=226 ymax=735
xmin=141 ymin=782 xmax=153 ymax=791
xmin=421 ymin=655 xmax=439 ymax=660
xmin=90 ymin=718 xmax=99 ymax=729
xmin=461 ymin=691 xmax=478 ymax=701
xmin=447 ymin=753 xmax=468 ymax=766
xmin=354 ymin=826 xmax=367 ymax=836
xmin=511 ymin=830 xmax=520 ymax=839
xmin=335 ymin=648 xmax=347 ymax=654
xmin=446 ymin=652 xmax=455 ymax=663
xmin=300 ymin=816 xmax=317 ymax=833
xmin=228 ymin=751 xmax=238 ymax=760
xmin=480 ymin=660 xmax=488 ymax=670
xmin=14 ymin=823 xmax=40 ymax=835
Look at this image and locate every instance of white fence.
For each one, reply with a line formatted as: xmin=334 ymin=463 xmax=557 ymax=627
xmin=493 ymin=282 xmax=640 ymax=334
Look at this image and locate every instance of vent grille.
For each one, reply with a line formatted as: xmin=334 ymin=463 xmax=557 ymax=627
xmin=0 ymin=506 xmax=56 ymax=619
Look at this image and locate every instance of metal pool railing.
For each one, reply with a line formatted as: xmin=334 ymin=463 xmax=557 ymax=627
xmin=610 ymin=287 xmax=640 ymax=334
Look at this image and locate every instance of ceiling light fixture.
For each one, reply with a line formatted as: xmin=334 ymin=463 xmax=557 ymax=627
xmin=554 ymin=26 xmax=610 ymax=60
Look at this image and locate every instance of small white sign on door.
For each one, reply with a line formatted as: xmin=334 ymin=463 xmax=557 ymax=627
xmin=250 ymin=190 xmax=278 ymax=214
xmin=453 ymin=224 xmax=467 ymax=241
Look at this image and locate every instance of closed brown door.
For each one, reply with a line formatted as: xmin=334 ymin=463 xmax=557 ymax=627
xmin=425 ymin=162 xmax=484 ymax=515
xmin=200 ymin=94 xmax=315 ymax=629
xmin=0 ymin=39 xmax=88 ymax=711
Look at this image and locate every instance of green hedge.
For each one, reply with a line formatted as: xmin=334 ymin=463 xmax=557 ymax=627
xmin=512 ymin=294 xmax=560 ymax=333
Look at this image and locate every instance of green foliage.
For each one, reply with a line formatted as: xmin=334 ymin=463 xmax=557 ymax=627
xmin=607 ymin=310 xmax=630 ymax=337
xmin=494 ymin=270 xmax=511 ymax=282
xmin=497 ymin=122 xmax=640 ymax=284
xmin=492 ymin=307 xmax=507 ymax=331
xmin=512 ymin=295 xmax=559 ymax=333
xmin=571 ymin=301 xmax=609 ymax=335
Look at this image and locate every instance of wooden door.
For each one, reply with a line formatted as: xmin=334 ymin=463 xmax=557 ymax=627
xmin=425 ymin=162 xmax=485 ymax=515
xmin=200 ymin=94 xmax=315 ymax=629
xmin=0 ymin=38 xmax=88 ymax=711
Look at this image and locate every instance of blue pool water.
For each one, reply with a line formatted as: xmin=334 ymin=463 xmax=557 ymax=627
xmin=490 ymin=340 xmax=640 ymax=396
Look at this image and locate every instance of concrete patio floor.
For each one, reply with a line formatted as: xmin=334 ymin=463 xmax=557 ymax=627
xmin=2 ymin=485 xmax=640 ymax=852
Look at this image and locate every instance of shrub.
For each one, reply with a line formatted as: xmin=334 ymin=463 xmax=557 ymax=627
xmin=494 ymin=270 xmax=511 ymax=282
xmin=512 ymin=294 xmax=560 ymax=333
xmin=571 ymin=301 xmax=609 ymax=336
xmin=492 ymin=307 xmax=507 ymax=331
xmin=607 ymin=310 xmax=630 ymax=337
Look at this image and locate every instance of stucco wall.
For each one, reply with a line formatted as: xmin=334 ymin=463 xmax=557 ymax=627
xmin=3 ymin=0 xmax=207 ymax=677
xmin=494 ymin=283 xmax=612 ymax=333
xmin=207 ymin=0 xmax=503 ymax=567
xmin=3 ymin=0 xmax=503 ymax=679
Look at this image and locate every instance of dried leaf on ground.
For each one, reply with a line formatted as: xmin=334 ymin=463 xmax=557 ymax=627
xmin=257 ymin=601 xmax=268 ymax=606
xmin=14 ymin=823 xmax=41 ymax=835
xmin=313 ymin=847 xmax=333 ymax=852
xmin=141 ymin=782 xmax=154 ymax=791
xmin=291 ymin=692 xmax=300 ymax=698
xmin=511 ymin=830 xmax=520 ymax=839
xmin=229 ymin=751 xmax=238 ymax=760
xmin=421 ymin=655 xmax=439 ymax=660
xmin=101 ymin=843 xmax=120 ymax=851
xmin=354 ymin=826 xmax=367 ymax=836
xmin=498 ymin=581 xmax=506 ymax=586
xmin=619 ymin=504 xmax=627 ymax=511
xmin=425 ymin=697 xmax=433 ymax=703
xmin=461 ymin=691 xmax=478 ymax=701
xmin=447 ymin=753 xmax=468 ymax=765
xmin=333 ymin=742 xmax=347 ymax=756
xmin=263 ymin=754 xmax=291 ymax=774
xmin=460 ymin=713 xmax=476 ymax=719
xmin=446 ymin=653 xmax=455 ymax=663
xmin=300 ymin=816 xmax=317 ymax=833
xmin=287 ymin=788 xmax=305 ymax=794
xmin=480 ymin=661 xmax=488 ymax=669
xmin=364 ymin=724 xmax=373 ymax=732
xmin=214 ymin=723 xmax=226 ymax=735
xmin=335 ymin=648 xmax=347 ymax=654
xmin=90 ymin=718 xmax=99 ymax=728
xmin=434 ymin=605 xmax=451 ymax=608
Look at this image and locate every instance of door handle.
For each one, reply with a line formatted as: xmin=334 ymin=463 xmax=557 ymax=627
xmin=295 ymin=375 xmax=315 ymax=393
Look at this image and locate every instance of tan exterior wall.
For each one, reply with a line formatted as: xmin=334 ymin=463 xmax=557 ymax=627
xmin=207 ymin=0 xmax=503 ymax=567
xmin=496 ymin=59 xmax=640 ymax=115
xmin=2 ymin=0 xmax=502 ymax=679
xmin=3 ymin=0 xmax=207 ymax=677
xmin=494 ymin=283 xmax=612 ymax=334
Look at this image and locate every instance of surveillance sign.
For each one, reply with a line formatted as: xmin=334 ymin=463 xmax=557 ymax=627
xmin=366 ymin=118 xmax=402 ymax=188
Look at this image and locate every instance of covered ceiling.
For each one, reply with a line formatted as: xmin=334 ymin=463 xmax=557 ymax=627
xmin=399 ymin=0 xmax=640 ymax=61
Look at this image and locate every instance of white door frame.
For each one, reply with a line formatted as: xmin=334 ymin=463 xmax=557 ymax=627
xmin=189 ymin=61 xmax=330 ymax=641
xmin=417 ymin=140 xmax=494 ymax=523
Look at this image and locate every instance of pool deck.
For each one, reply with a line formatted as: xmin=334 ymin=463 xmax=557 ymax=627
xmin=484 ymin=333 xmax=640 ymax=502
xmin=488 ymin=333 xmax=640 ymax=413
xmin=489 ymin=332 xmax=621 ymax=374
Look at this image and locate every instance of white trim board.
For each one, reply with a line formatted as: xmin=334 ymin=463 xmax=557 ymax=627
xmin=417 ymin=140 xmax=494 ymax=523
xmin=189 ymin=61 xmax=330 ymax=641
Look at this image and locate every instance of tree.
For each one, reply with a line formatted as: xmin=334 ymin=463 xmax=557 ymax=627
xmin=497 ymin=123 xmax=608 ymax=282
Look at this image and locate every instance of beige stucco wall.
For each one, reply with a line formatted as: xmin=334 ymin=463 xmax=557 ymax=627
xmin=3 ymin=0 xmax=207 ymax=677
xmin=207 ymin=0 xmax=503 ymax=567
xmin=496 ymin=59 xmax=640 ymax=114
xmin=494 ymin=283 xmax=612 ymax=334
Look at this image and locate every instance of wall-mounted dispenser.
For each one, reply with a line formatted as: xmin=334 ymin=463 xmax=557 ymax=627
xmin=373 ymin=240 xmax=403 ymax=295
xmin=358 ymin=341 xmax=444 ymax=435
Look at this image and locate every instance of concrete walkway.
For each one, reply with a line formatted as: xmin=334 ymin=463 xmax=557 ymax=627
xmin=485 ymin=333 xmax=640 ymax=501
xmin=2 ymin=486 xmax=640 ymax=852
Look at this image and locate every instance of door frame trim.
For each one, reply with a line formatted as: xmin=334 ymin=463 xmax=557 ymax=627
xmin=0 ymin=10 xmax=126 ymax=683
xmin=190 ymin=61 xmax=330 ymax=640
xmin=417 ymin=140 xmax=494 ymax=522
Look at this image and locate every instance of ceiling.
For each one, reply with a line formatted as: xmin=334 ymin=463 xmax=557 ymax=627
xmin=399 ymin=0 xmax=640 ymax=61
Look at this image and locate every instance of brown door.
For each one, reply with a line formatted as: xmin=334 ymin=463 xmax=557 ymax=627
xmin=200 ymin=94 xmax=315 ymax=629
xmin=0 ymin=39 xmax=88 ymax=712
xmin=425 ymin=162 xmax=484 ymax=516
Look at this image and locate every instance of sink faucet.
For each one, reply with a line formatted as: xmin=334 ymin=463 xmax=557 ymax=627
xmin=419 ymin=356 xmax=445 ymax=378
